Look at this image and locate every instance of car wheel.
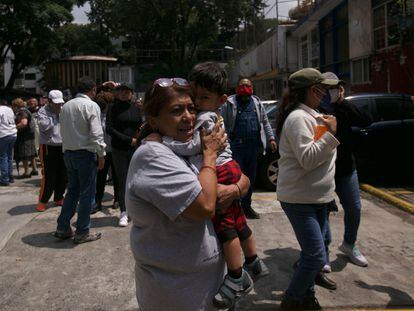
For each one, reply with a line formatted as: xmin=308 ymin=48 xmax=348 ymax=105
xmin=258 ymin=155 xmax=279 ymax=191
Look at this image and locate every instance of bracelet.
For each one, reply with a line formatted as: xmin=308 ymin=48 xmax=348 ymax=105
xmin=235 ymin=182 xmax=242 ymax=199
xmin=200 ymin=165 xmax=216 ymax=174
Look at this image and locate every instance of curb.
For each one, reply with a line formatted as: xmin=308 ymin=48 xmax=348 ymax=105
xmin=360 ymin=183 xmax=414 ymax=215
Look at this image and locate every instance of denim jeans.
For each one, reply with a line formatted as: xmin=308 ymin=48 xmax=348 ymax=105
xmin=230 ymin=140 xmax=260 ymax=210
xmin=0 ymin=134 xmax=17 ymax=184
xmin=281 ymin=202 xmax=328 ymax=302
xmin=335 ymin=170 xmax=362 ymax=245
xmin=57 ymin=151 xmax=97 ymax=234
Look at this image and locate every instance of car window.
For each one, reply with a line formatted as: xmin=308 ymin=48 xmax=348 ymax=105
xmin=349 ymin=98 xmax=374 ymax=117
xmin=401 ymin=97 xmax=414 ymax=120
xmin=375 ymin=97 xmax=404 ymax=121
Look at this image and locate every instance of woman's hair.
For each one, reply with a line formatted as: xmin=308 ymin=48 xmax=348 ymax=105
xmin=275 ymin=87 xmax=308 ymax=138
xmin=12 ymin=98 xmax=25 ymax=108
xmin=137 ymin=82 xmax=193 ymax=145
xmin=95 ymin=91 xmax=114 ymax=112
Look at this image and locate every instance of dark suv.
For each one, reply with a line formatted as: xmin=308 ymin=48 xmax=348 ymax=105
xmin=347 ymin=93 xmax=414 ymax=174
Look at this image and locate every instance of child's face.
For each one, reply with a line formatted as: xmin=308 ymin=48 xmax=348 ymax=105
xmin=192 ymin=84 xmax=226 ymax=111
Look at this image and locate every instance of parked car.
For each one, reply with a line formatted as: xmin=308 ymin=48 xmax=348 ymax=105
xmin=256 ymin=101 xmax=279 ymax=190
xmin=347 ymin=93 xmax=414 ymax=176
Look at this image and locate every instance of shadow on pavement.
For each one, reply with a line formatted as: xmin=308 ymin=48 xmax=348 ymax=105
xmin=355 ymin=280 xmax=414 ymax=307
xmin=238 ymin=247 xmax=300 ymax=309
xmin=7 ymin=204 xmax=37 ymax=216
xmin=21 ymin=232 xmax=76 ymax=249
xmin=330 ymin=253 xmax=349 ymax=272
xmin=90 ymin=216 xmax=119 ymax=228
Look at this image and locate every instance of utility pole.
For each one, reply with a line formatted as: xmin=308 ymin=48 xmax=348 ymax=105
xmin=275 ymin=0 xmax=279 ymax=69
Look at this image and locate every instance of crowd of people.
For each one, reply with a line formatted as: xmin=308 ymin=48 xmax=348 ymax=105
xmin=0 ymin=62 xmax=371 ymax=310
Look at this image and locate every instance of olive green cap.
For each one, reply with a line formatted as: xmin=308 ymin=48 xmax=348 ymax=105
xmin=289 ymin=68 xmax=339 ymax=90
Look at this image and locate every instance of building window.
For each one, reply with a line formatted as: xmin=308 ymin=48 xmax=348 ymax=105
xmin=351 ymin=57 xmax=371 ymax=84
xmin=310 ymin=28 xmax=319 ymax=67
xmin=319 ymin=1 xmax=350 ymax=81
xmin=372 ymin=0 xmax=402 ymax=50
xmin=24 ymin=73 xmax=36 ymax=80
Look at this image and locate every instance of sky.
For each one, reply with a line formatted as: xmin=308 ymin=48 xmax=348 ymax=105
xmin=72 ymin=1 xmax=298 ymax=24
xmin=71 ymin=3 xmax=91 ymax=25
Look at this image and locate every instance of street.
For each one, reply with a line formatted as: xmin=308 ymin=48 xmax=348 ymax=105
xmin=0 ymin=173 xmax=413 ymax=310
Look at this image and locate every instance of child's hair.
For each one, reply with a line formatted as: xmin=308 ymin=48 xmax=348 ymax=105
xmin=188 ymin=62 xmax=228 ymax=95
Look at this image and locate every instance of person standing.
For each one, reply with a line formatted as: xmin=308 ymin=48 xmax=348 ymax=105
xmin=220 ymin=78 xmax=277 ymax=219
xmin=55 ymin=77 xmax=106 ymax=244
xmin=36 ymin=90 xmax=67 ymax=212
xmin=0 ymin=99 xmax=17 ymax=186
xmin=276 ymin=68 xmax=340 ymax=310
xmin=27 ymin=98 xmax=40 ymax=157
xmin=106 ymin=84 xmax=143 ymax=227
xmin=320 ymin=72 xmax=373 ymax=268
xmin=12 ymin=98 xmax=38 ymax=178
xmin=91 ymin=90 xmax=120 ymax=214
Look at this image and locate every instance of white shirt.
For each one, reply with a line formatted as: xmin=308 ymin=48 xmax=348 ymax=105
xmin=277 ymin=104 xmax=340 ymax=204
xmin=60 ymin=94 xmax=106 ymax=157
xmin=0 ymin=105 xmax=17 ymax=138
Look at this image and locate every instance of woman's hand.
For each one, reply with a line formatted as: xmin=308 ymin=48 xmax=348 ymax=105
xmin=319 ymin=115 xmax=337 ymax=135
xmin=216 ymin=174 xmax=250 ymax=211
xmin=200 ymin=122 xmax=227 ymax=156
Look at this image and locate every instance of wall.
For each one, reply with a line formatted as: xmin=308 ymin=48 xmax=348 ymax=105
xmin=348 ymin=0 xmax=372 ymax=59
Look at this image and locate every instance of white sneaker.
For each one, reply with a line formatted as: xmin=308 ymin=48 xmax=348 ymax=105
xmin=339 ymin=242 xmax=368 ymax=267
xmin=118 ymin=212 xmax=129 ymax=227
xmin=322 ymin=264 xmax=332 ymax=273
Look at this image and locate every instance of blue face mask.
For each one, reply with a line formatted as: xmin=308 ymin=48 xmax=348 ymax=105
xmin=319 ymin=92 xmax=335 ymax=114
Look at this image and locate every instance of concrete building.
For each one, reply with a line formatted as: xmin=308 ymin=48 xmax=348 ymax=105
xmin=227 ymin=24 xmax=298 ymax=100
xmin=3 ymin=50 xmax=43 ymax=94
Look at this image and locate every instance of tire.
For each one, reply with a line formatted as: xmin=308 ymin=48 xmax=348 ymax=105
xmin=257 ymin=154 xmax=279 ymax=191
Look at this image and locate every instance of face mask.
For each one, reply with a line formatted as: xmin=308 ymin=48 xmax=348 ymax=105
xmin=329 ymin=89 xmax=340 ymax=103
xmin=319 ymin=92 xmax=335 ymax=114
xmin=236 ymin=85 xmax=253 ymax=97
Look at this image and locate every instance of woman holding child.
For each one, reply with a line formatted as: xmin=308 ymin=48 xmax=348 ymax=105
xmin=126 ymin=76 xmax=250 ymax=310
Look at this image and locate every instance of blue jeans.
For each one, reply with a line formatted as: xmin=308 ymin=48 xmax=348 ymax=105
xmin=0 ymin=134 xmax=17 ymax=184
xmin=336 ymin=170 xmax=362 ymax=245
xmin=230 ymin=140 xmax=259 ymax=210
xmin=281 ymin=202 xmax=328 ymax=302
xmin=57 ymin=151 xmax=97 ymax=234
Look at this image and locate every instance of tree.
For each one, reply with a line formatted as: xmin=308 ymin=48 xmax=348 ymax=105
xmin=56 ymin=23 xmax=116 ymax=57
xmin=0 ymin=0 xmax=85 ymax=94
xmin=88 ymin=0 xmax=267 ymax=76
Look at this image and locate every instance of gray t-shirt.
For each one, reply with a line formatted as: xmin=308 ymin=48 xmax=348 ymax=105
xmin=163 ymin=111 xmax=233 ymax=170
xmin=126 ymin=141 xmax=225 ymax=311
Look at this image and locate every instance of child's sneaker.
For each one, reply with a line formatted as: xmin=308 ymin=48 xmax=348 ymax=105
xmin=243 ymin=257 xmax=270 ymax=281
xmin=213 ymin=269 xmax=253 ymax=309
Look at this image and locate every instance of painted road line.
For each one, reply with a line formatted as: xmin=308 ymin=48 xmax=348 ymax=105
xmin=360 ymin=183 xmax=414 ymax=215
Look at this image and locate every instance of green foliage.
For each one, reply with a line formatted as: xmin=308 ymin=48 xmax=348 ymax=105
xmin=55 ymin=23 xmax=116 ymax=57
xmin=88 ymin=0 xmax=267 ymax=75
xmin=0 ymin=0 xmax=83 ymax=91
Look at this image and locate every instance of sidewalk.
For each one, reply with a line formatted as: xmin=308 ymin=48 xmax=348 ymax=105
xmin=0 ymin=184 xmax=413 ymax=310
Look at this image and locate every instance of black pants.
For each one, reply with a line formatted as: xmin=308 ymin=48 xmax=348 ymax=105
xmin=112 ymin=148 xmax=135 ymax=212
xmin=95 ymin=152 xmax=119 ymax=204
xmin=39 ymin=144 xmax=66 ymax=204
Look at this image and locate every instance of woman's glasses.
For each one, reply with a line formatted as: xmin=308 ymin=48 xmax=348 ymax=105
xmin=153 ymin=78 xmax=189 ymax=88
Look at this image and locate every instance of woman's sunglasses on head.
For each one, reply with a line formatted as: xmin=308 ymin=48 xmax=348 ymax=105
xmin=153 ymin=78 xmax=189 ymax=88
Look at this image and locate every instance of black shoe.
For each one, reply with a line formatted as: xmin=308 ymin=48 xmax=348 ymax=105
xmin=54 ymin=228 xmax=74 ymax=240
xmin=244 ymin=206 xmax=260 ymax=219
xmin=73 ymin=232 xmax=102 ymax=244
xmin=112 ymin=201 xmax=119 ymax=209
xmin=302 ymin=296 xmax=322 ymax=310
xmin=90 ymin=203 xmax=102 ymax=215
xmin=0 ymin=181 xmax=9 ymax=186
xmin=279 ymin=296 xmax=303 ymax=310
xmin=30 ymin=170 xmax=39 ymax=176
xmin=315 ymin=272 xmax=337 ymax=290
